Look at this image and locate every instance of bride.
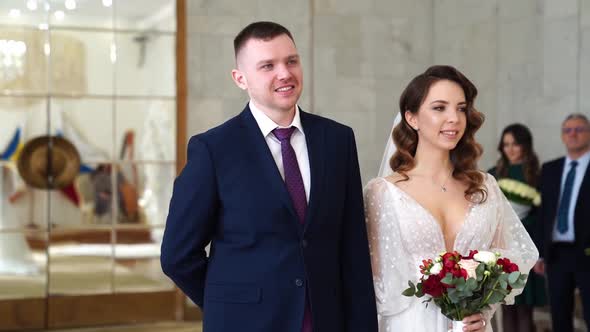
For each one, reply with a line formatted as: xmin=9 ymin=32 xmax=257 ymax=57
xmin=364 ymin=65 xmax=538 ymax=332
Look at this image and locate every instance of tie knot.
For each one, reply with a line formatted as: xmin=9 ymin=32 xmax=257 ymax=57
xmin=273 ymin=127 xmax=296 ymax=142
xmin=571 ymin=160 xmax=579 ymax=169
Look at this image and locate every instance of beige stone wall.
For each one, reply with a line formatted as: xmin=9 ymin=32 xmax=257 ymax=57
xmin=186 ymin=0 xmax=590 ymax=184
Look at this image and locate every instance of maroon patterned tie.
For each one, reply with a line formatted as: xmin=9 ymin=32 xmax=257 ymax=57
xmin=272 ymin=127 xmax=312 ymax=332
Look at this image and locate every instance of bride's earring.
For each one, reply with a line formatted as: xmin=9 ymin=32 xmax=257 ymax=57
xmin=414 ymin=127 xmax=419 ymax=131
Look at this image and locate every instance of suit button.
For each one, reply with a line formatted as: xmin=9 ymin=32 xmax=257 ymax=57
xmin=302 ymin=240 xmax=308 ymax=248
xmin=295 ymin=278 xmax=304 ymax=287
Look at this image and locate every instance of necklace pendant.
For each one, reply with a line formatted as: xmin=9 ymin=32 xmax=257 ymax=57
xmin=441 ymin=186 xmax=447 ymax=192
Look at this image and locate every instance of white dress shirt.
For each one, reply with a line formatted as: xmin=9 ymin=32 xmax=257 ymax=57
xmin=552 ymin=150 xmax=590 ymax=242
xmin=249 ymin=101 xmax=310 ymax=202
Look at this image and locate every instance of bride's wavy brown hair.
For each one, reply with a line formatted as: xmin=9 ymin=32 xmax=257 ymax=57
xmin=390 ymin=65 xmax=487 ymax=203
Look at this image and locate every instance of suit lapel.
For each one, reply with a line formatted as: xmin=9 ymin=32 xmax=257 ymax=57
xmin=575 ymin=157 xmax=590 ymax=225
xmin=300 ymin=110 xmax=325 ymax=233
xmin=239 ymin=107 xmax=301 ymax=231
xmin=548 ymin=158 xmax=565 ymax=227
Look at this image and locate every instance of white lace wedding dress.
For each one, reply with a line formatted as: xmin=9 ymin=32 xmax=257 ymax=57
xmin=364 ymin=174 xmax=539 ymax=332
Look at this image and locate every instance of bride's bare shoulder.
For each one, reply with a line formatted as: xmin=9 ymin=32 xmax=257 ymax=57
xmin=384 ymin=172 xmax=406 ymax=184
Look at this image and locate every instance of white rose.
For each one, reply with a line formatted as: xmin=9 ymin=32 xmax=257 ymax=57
xmin=473 ymin=251 xmax=497 ymax=265
xmin=429 ymin=262 xmax=443 ymax=275
xmin=459 ymin=259 xmax=480 ymax=279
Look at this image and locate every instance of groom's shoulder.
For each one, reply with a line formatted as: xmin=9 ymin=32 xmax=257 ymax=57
xmin=303 ymin=111 xmax=353 ymax=135
xmin=190 ymin=113 xmax=243 ymax=144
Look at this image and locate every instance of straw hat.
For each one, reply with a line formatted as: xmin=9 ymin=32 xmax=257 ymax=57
xmin=17 ymin=136 xmax=81 ymax=189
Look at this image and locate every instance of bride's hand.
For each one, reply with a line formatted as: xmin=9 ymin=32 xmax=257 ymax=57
xmin=462 ymin=313 xmax=487 ymax=331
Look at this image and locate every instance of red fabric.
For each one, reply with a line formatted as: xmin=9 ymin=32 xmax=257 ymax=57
xmin=60 ymin=183 xmax=80 ymax=206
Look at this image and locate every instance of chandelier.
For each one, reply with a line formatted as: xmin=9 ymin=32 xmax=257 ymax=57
xmin=0 ymin=39 xmax=27 ymax=82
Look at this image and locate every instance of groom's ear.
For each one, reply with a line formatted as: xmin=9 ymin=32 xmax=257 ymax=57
xmin=405 ymin=110 xmax=417 ymax=129
xmin=231 ymin=69 xmax=248 ymax=90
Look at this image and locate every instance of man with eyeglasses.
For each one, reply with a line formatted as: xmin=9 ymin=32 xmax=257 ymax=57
xmin=534 ymin=113 xmax=590 ymax=332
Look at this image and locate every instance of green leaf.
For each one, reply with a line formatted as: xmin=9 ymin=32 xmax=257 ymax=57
xmin=402 ymin=287 xmax=415 ymax=296
xmin=456 ymin=282 xmax=466 ymax=292
xmin=487 ymin=290 xmax=505 ymax=304
xmin=512 ymin=280 xmax=526 ymax=289
xmin=416 ymin=283 xmax=425 ymax=297
xmin=476 ymin=263 xmax=485 ymax=276
xmin=466 ymin=278 xmax=478 ymax=291
xmin=498 ymin=273 xmax=509 ymax=282
xmin=508 ymin=271 xmax=520 ymax=284
xmin=441 ymin=273 xmax=454 ymax=285
xmin=447 ymin=288 xmax=461 ymax=303
xmin=402 ymin=281 xmax=416 ymax=296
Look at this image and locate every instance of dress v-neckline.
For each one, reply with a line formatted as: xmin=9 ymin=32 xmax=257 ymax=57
xmin=382 ymin=178 xmax=475 ymax=252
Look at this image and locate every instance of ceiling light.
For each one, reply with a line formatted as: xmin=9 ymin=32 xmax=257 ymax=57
xmin=26 ymin=0 xmax=38 ymax=11
xmin=38 ymin=23 xmax=48 ymax=30
xmin=9 ymin=9 xmax=21 ymax=18
xmin=65 ymin=0 xmax=76 ymax=10
xmin=54 ymin=10 xmax=65 ymax=21
xmin=102 ymin=0 xmax=112 ymax=8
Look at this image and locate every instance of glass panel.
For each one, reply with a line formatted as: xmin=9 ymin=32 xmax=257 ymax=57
xmin=1 ymin=97 xmax=49 ymax=231
xmin=50 ymin=98 xmax=114 ymax=162
xmin=114 ymin=162 xmax=174 ymax=227
xmin=48 ymin=230 xmax=114 ymax=295
xmin=0 ymin=1 xmax=50 ymax=30
xmin=50 ymin=30 xmax=114 ymax=96
xmin=115 ymin=99 xmax=175 ymax=162
xmin=114 ymin=227 xmax=173 ymax=293
xmin=48 ymin=0 xmax=114 ymax=30
xmin=0 ymin=230 xmax=47 ymax=300
xmin=0 ymin=27 xmax=49 ymax=94
xmin=115 ymin=32 xmax=175 ymax=96
xmin=115 ymin=1 xmax=176 ymax=32
xmin=49 ymin=162 xmax=116 ymax=228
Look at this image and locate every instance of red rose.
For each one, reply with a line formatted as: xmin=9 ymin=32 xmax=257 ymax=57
xmin=451 ymin=267 xmax=468 ymax=279
xmin=506 ymin=263 xmax=519 ymax=273
xmin=422 ymin=275 xmax=444 ymax=298
xmin=441 ymin=251 xmax=461 ymax=271
xmin=465 ymin=250 xmax=478 ymax=260
xmin=497 ymin=258 xmax=519 ymax=273
xmin=443 ymin=259 xmax=456 ymax=271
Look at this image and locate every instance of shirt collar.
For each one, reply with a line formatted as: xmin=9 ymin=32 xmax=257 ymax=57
xmin=249 ymin=101 xmax=305 ymax=138
xmin=565 ymin=149 xmax=590 ymax=169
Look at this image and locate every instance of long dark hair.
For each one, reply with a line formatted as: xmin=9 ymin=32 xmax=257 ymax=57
xmin=390 ymin=65 xmax=487 ymax=202
xmin=495 ymin=123 xmax=540 ymax=186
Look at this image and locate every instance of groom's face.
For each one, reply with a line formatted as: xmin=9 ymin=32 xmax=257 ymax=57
xmin=231 ymin=34 xmax=303 ymax=116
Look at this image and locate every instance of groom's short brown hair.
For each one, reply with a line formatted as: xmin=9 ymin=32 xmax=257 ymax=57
xmin=233 ymin=21 xmax=295 ymax=59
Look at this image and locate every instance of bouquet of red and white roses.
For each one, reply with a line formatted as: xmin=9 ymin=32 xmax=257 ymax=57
xmin=402 ymin=250 xmax=527 ymax=322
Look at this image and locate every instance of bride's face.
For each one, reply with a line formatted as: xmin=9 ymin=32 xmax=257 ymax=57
xmin=406 ymin=79 xmax=467 ymax=152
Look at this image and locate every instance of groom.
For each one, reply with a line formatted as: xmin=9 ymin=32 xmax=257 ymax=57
xmin=160 ymin=21 xmax=378 ymax=332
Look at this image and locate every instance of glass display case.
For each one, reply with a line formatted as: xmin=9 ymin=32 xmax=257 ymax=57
xmin=0 ymin=0 xmax=180 ymax=329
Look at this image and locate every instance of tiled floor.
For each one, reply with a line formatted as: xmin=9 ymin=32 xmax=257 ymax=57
xmin=46 ymin=322 xmax=201 ymax=332
xmin=36 ymin=308 xmax=589 ymax=332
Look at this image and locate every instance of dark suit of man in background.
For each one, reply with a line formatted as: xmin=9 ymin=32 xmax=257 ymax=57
xmin=535 ymin=113 xmax=590 ymax=332
xmin=160 ymin=21 xmax=378 ymax=332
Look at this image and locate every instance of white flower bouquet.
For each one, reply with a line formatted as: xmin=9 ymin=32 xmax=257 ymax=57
xmin=497 ymin=178 xmax=541 ymax=207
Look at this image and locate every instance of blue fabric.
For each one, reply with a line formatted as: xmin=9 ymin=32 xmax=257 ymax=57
xmin=556 ymin=160 xmax=578 ymax=233
xmin=0 ymin=128 xmax=21 ymax=160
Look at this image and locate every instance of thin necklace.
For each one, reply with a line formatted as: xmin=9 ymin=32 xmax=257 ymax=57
xmin=412 ymin=170 xmax=454 ymax=192
xmin=438 ymin=170 xmax=453 ymax=192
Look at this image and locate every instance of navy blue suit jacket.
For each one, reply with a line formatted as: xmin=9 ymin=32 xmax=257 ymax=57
xmin=537 ymin=157 xmax=590 ymax=263
xmin=161 ymin=106 xmax=378 ymax=332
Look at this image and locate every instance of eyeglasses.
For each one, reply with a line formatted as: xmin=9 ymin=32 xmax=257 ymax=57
xmin=562 ymin=127 xmax=590 ymax=134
